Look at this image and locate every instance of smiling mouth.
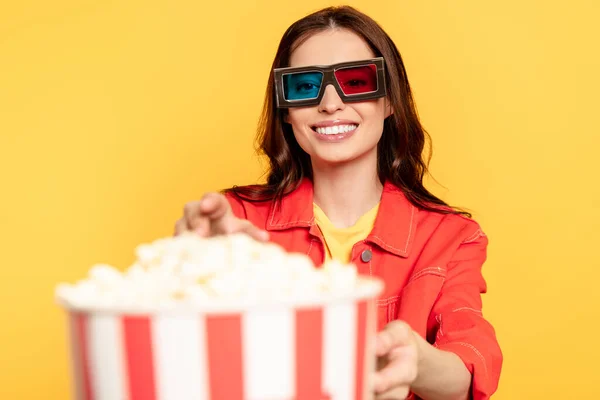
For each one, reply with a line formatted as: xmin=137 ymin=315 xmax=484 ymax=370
xmin=311 ymin=124 xmax=358 ymax=135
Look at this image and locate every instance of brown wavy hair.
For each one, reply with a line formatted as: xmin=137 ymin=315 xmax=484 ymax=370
xmin=225 ymin=5 xmax=469 ymax=217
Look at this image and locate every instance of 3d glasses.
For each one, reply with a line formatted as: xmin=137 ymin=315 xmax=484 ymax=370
xmin=273 ymin=57 xmax=387 ymax=108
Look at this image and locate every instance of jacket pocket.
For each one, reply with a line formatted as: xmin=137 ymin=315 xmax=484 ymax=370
xmin=377 ymin=295 xmax=401 ymax=330
xmin=379 ymin=267 xmax=447 ymax=331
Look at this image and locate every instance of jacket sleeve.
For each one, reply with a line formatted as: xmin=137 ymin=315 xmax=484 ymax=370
xmin=431 ymin=228 xmax=503 ymax=400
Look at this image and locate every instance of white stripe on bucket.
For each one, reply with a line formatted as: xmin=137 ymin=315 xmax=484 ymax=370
xmin=323 ymin=302 xmax=357 ymax=400
xmin=88 ymin=315 xmax=127 ymax=400
xmin=363 ymin=300 xmax=377 ymax=399
xmin=243 ymin=308 xmax=295 ymax=400
xmin=153 ymin=314 xmax=208 ymax=400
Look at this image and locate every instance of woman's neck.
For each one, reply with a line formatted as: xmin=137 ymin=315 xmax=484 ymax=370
xmin=311 ymin=152 xmax=383 ymax=229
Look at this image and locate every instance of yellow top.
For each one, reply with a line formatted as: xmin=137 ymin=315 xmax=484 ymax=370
xmin=313 ymin=203 xmax=379 ymax=264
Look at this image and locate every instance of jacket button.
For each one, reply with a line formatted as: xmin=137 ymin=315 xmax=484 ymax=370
xmin=361 ymin=249 xmax=372 ymax=262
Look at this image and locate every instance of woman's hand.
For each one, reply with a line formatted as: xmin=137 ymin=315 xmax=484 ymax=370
xmin=374 ymin=320 xmax=472 ymax=400
xmin=373 ymin=320 xmax=419 ymax=400
xmin=174 ymin=193 xmax=269 ymax=241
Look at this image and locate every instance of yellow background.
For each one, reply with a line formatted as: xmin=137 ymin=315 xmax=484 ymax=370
xmin=1 ymin=1 xmax=599 ymax=398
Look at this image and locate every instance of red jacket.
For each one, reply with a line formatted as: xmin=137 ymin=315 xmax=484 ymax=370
xmin=226 ymin=179 xmax=502 ymax=399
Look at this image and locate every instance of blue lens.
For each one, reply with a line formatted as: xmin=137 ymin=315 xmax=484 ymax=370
xmin=283 ymin=72 xmax=323 ymax=100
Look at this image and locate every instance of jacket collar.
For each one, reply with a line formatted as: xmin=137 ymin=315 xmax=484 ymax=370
xmin=267 ymin=178 xmax=417 ymax=258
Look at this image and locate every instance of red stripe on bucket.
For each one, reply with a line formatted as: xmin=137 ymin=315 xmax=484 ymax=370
xmin=355 ymin=301 xmax=368 ymax=400
xmin=123 ymin=316 xmax=157 ymax=400
xmin=73 ymin=313 xmax=94 ymax=400
xmin=206 ymin=315 xmax=244 ymax=400
xmin=295 ymin=307 xmax=325 ymax=400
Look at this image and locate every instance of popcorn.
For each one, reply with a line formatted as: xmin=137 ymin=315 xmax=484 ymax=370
xmin=56 ymin=232 xmax=361 ymax=309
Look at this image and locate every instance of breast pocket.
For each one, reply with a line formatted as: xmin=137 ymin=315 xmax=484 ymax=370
xmin=377 ymin=266 xmax=447 ymax=332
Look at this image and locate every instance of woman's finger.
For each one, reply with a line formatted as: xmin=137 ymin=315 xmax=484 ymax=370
xmin=181 ymin=194 xmax=264 ymax=240
xmin=174 ymin=218 xmax=188 ymax=236
xmin=376 ymin=320 xmax=413 ymax=356
xmin=373 ymin=345 xmax=418 ymax=393
xmin=194 ymin=217 xmax=210 ymax=236
xmin=238 ymin=220 xmax=270 ymax=242
xmin=374 ymin=384 xmax=410 ymax=400
xmin=220 ymin=218 xmax=269 ymax=241
xmin=183 ymin=200 xmax=202 ymax=223
xmin=198 ymin=193 xmax=230 ymax=220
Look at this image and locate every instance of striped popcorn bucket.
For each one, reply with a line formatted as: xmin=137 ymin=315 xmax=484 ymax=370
xmin=61 ymin=278 xmax=383 ymax=400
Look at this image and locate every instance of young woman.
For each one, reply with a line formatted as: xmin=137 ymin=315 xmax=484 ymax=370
xmin=175 ymin=6 xmax=502 ymax=400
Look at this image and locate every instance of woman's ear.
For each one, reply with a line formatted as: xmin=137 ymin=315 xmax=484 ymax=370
xmin=280 ymin=108 xmax=290 ymax=124
xmin=385 ymin=97 xmax=394 ymax=118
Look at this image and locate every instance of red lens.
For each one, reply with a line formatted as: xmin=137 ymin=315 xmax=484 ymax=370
xmin=334 ymin=64 xmax=378 ymax=95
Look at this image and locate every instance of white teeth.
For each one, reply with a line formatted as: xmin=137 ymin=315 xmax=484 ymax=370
xmin=315 ymin=124 xmax=357 ymax=135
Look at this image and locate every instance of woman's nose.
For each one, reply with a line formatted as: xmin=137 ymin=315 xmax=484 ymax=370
xmin=318 ymin=84 xmax=345 ymax=114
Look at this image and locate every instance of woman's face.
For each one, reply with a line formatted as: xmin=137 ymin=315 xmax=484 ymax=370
xmin=285 ymin=29 xmax=391 ymax=168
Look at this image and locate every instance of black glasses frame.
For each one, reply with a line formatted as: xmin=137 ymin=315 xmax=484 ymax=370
xmin=273 ymin=57 xmax=387 ymax=108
